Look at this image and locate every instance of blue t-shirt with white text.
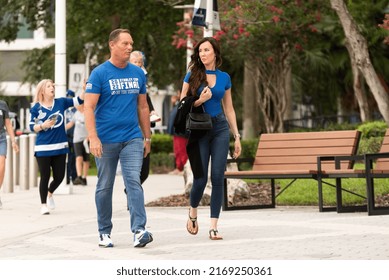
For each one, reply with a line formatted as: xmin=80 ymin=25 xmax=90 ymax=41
xmin=85 ymin=61 xmax=147 ymax=143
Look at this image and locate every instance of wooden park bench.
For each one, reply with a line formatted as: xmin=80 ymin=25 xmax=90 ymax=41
xmin=223 ymin=130 xmax=361 ymax=211
xmin=317 ymin=128 xmax=389 ymax=216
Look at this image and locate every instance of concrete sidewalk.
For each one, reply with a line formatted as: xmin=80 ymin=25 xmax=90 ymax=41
xmin=1 ymin=174 xmax=389 ymax=260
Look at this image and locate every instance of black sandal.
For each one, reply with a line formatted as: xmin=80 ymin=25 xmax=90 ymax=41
xmin=209 ymin=229 xmax=223 ymax=240
xmin=186 ymin=210 xmax=198 ymax=235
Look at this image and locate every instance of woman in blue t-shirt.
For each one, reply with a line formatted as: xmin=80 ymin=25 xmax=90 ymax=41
xmin=29 ymin=79 xmax=84 ymax=215
xmin=180 ymin=37 xmax=242 ymax=240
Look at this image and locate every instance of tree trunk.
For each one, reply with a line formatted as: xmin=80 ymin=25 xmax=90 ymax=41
xmin=242 ymin=60 xmax=260 ymax=139
xmin=284 ymin=65 xmax=293 ymax=121
xmin=346 ymin=41 xmax=371 ymax=122
xmin=331 ymin=0 xmax=389 ymax=124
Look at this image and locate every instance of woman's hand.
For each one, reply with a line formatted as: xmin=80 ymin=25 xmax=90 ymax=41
xmin=233 ymin=138 xmax=241 ymax=159
xmin=200 ymin=86 xmax=212 ymax=103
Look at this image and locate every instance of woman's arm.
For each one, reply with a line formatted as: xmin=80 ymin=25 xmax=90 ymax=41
xmin=222 ymin=88 xmax=241 ymax=159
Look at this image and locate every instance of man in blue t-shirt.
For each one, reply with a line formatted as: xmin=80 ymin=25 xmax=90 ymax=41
xmin=84 ymin=29 xmax=153 ymax=248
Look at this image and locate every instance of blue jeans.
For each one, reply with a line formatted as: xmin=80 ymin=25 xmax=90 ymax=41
xmin=95 ymin=138 xmax=146 ymax=234
xmin=190 ymin=113 xmax=230 ymax=218
xmin=0 ymin=132 xmax=7 ymax=156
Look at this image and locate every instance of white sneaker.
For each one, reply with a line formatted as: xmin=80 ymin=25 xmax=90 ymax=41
xmin=40 ymin=205 xmax=50 ymax=215
xmin=99 ymin=234 xmax=114 ymax=248
xmin=134 ymin=230 xmax=153 ymax=247
xmin=47 ymin=196 xmax=55 ymax=210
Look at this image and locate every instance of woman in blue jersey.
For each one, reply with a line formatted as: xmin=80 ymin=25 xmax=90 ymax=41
xmin=181 ymin=37 xmax=241 ymax=240
xmin=29 ymin=79 xmax=84 ymax=215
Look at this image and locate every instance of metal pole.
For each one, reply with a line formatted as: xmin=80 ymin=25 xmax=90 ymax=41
xmin=29 ymin=133 xmax=38 ymax=188
xmin=55 ymin=0 xmax=72 ymax=194
xmin=203 ymin=0 xmax=214 ymax=37
xmin=55 ymin=0 xmax=67 ymax=98
xmin=19 ymin=135 xmax=29 ymax=190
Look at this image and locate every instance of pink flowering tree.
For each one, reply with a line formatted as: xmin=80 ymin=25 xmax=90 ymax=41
xmin=379 ymin=14 xmax=389 ymax=44
xmin=173 ymin=0 xmax=329 ymax=133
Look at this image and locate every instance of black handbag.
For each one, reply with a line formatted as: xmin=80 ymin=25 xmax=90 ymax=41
xmin=186 ymin=105 xmax=213 ymax=131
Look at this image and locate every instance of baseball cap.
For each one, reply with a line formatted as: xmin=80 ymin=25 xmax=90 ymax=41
xmin=66 ymin=89 xmax=75 ymax=97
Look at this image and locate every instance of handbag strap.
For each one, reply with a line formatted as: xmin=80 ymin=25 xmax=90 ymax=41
xmin=190 ymin=103 xmax=205 ymax=113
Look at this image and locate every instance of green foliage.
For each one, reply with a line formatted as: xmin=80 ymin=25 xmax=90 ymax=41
xmin=275 ymin=175 xmax=389 ymax=206
xmin=357 ymin=121 xmax=388 ymax=138
xmin=358 ymin=136 xmax=383 ymax=155
xmin=22 ymin=46 xmax=54 ymax=83
xmin=0 ymin=0 xmax=54 ymax=43
xmin=2 ymin=0 xmax=187 ymax=88
xmin=150 ymin=134 xmax=173 ymax=154
xmin=65 ymin=0 xmax=186 ymax=89
xmin=150 ymin=152 xmax=175 ymax=172
xmin=355 ymin=121 xmax=387 ymax=154
xmin=228 ymin=138 xmax=258 ymax=159
xmin=319 ymin=122 xmax=359 ymax=131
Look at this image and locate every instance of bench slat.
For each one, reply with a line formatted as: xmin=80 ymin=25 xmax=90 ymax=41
xmin=260 ymin=130 xmax=358 ymax=141
xmin=252 ymin=163 xmax=350 ymax=171
xmin=255 ymin=155 xmax=347 ymax=164
xmin=255 ymin=147 xmax=357 ymax=157
xmin=259 ymin=138 xmax=359 ymax=149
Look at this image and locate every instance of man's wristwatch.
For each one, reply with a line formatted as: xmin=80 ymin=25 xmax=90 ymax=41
xmin=144 ymin=138 xmax=151 ymax=142
xmin=234 ymin=133 xmax=241 ymax=140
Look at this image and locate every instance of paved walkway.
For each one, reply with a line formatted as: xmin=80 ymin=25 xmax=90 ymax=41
xmin=1 ymin=174 xmax=389 ymax=260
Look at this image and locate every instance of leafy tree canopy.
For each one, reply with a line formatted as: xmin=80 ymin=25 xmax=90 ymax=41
xmin=0 ymin=0 xmax=188 ymax=89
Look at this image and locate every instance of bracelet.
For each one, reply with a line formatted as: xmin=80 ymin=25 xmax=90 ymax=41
xmin=144 ymin=138 xmax=151 ymax=142
xmin=234 ymin=133 xmax=241 ymax=140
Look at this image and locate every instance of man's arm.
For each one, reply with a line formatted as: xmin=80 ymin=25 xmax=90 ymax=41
xmin=138 ymin=93 xmax=151 ymax=157
xmin=84 ymin=93 xmax=102 ymax=158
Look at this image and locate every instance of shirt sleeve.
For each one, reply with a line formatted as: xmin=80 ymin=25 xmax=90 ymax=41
xmin=225 ymin=72 xmax=232 ymax=90
xmin=183 ymin=72 xmax=191 ymax=83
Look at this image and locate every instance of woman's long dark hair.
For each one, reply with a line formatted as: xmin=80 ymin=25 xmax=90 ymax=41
xmin=186 ymin=37 xmax=222 ymax=97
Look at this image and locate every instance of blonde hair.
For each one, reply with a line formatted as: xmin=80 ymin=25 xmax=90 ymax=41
xmin=130 ymin=51 xmax=144 ymax=63
xmin=34 ymin=79 xmax=53 ymax=104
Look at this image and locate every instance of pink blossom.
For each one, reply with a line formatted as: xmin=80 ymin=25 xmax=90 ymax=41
xmin=185 ymin=30 xmax=194 ymax=38
xmin=294 ymin=43 xmax=303 ymax=51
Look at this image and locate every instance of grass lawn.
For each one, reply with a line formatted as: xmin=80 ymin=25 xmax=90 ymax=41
xmin=88 ymin=164 xmax=389 ymax=207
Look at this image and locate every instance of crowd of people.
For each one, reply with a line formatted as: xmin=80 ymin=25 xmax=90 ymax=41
xmin=1 ymin=29 xmax=241 ymax=247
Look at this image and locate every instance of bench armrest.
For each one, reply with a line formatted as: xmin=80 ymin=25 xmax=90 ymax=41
xmin=317 ymin=154 xmax=364 ymax=171
xmin=364 ymin=152 xmax=389 ymax=171
xmin=226 ymin=157 xmax=254 ymax=172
